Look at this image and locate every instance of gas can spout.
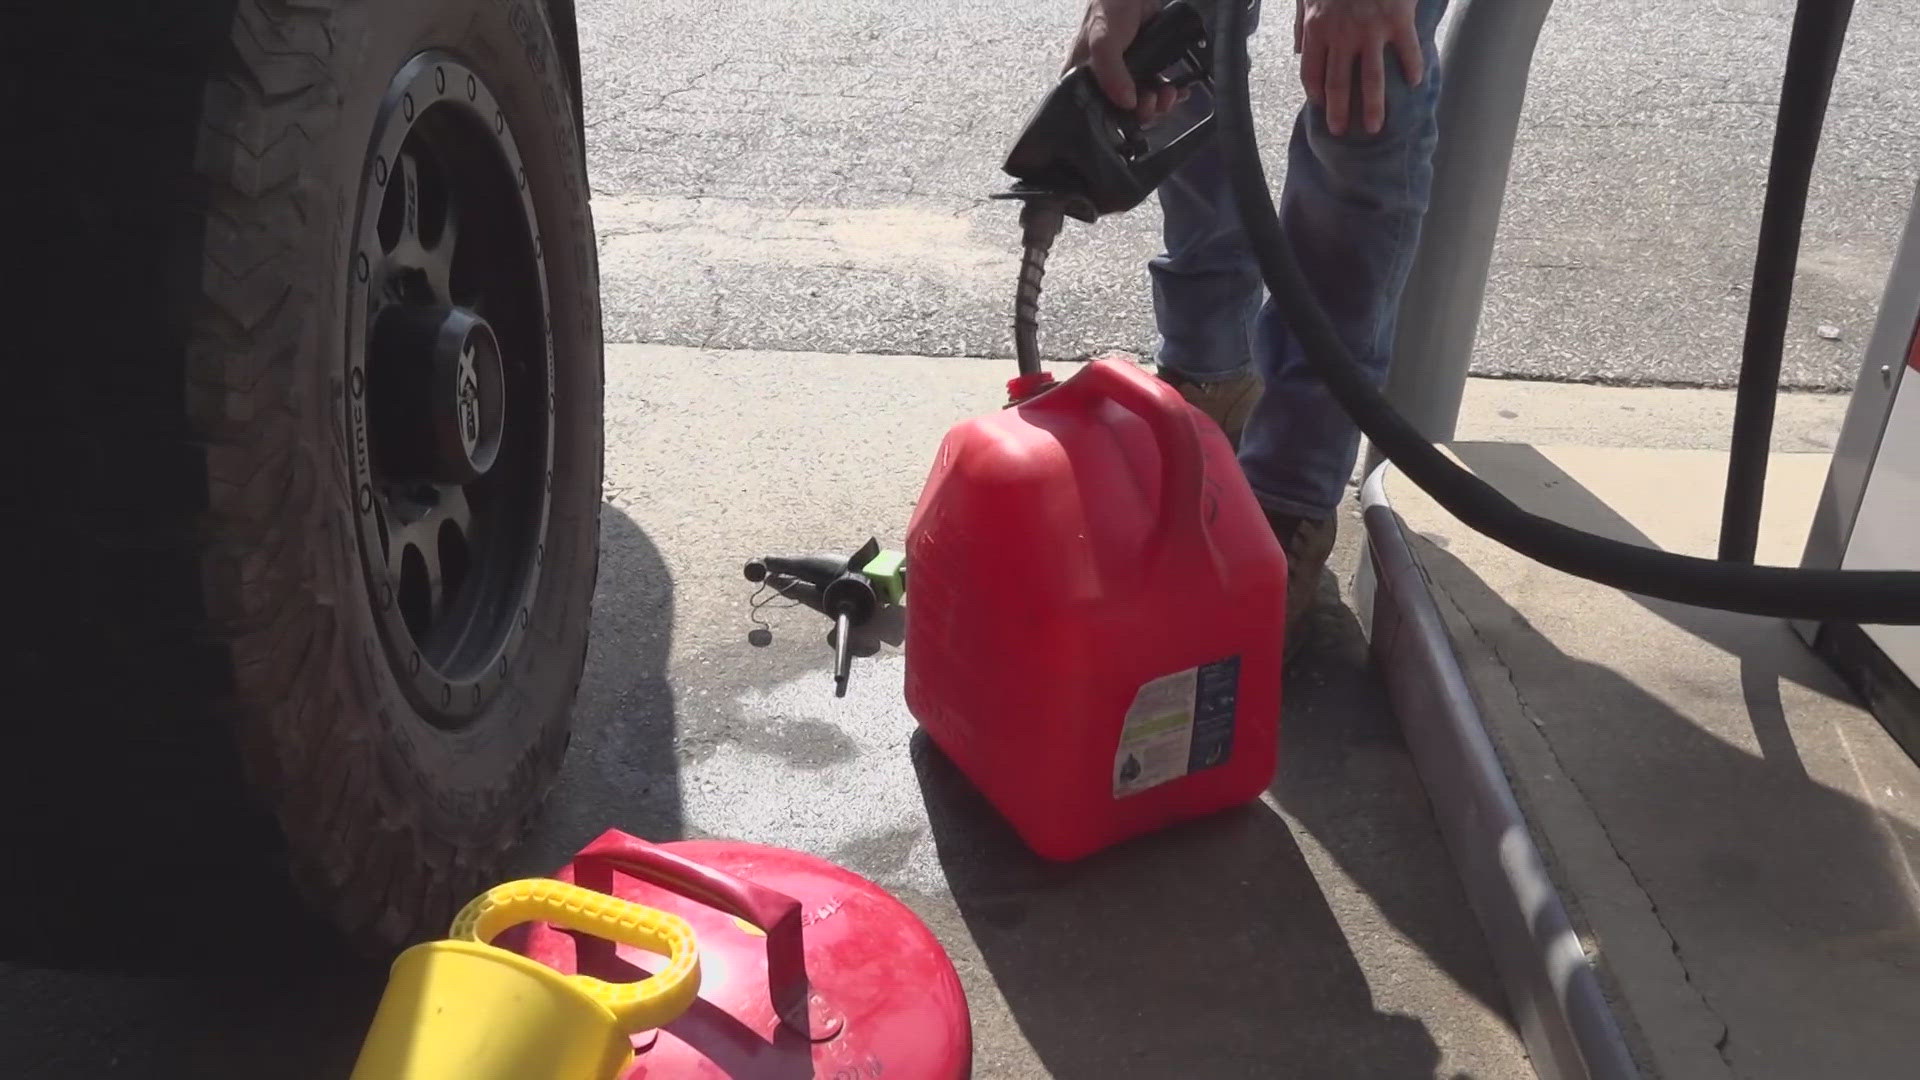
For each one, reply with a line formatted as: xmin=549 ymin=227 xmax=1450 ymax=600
xmin=350 ymin=879 xmax=702 ymax=1080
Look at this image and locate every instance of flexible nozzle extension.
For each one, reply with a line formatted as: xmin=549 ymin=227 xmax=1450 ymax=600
xmin=1013 ymin=197 xmax=1067 ymax=377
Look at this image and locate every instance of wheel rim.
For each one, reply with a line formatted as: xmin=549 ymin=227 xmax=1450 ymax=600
xmin=346 ymin=51 xmax=555 ymax=727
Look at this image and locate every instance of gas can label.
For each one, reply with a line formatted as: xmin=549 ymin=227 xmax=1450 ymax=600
xmin=1113 ymin=656 xmax=1240 ymax=797
xmin=1187 ymin=656 xmax=1241 ymax=773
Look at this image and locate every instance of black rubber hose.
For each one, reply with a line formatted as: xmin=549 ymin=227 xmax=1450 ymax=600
xmin=1720 ymin=0 xmax=1856 ymax=563
xmin=1209 ymin=0 xmax=1920 ymax=624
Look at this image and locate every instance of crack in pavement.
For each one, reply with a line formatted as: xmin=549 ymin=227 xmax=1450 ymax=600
xmin=1424 ymin=562 xmax=1739 ymax=1074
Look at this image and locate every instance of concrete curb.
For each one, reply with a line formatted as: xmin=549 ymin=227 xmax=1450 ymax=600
xmin=1353 ymin=462 xmax=1640 ymax=1080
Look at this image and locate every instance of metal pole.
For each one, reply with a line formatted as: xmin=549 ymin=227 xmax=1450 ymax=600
xmin=1365 ymin=0 xmax=1555 ymax=476
xmin=1718 ymin=0 xmax=1855 ymax=564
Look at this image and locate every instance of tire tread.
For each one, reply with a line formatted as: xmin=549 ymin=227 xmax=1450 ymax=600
xmin=171 ymin=0 xmax=591 ymax=950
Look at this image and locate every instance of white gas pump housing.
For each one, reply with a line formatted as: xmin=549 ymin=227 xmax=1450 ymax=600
xmin=1800 ymin=177 xmax=1920 ymax=760
xmin=1840 ymin=340 xmax=1920 ymax=670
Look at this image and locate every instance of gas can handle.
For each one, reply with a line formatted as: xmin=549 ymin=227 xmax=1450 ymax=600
xmin=449 ymin=877 xmax=702 ymax=1033
xmin=1068 ymin=358 xmax=1217 ymax=570
xmin=567 ymin=830 xmax=827 ymax=1039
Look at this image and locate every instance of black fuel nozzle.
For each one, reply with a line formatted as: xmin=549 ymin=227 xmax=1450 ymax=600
xmin=997 ymin=0 xmax=1223 ymax=391
xmin=994 ymin=0 xmax=1220 ymax=223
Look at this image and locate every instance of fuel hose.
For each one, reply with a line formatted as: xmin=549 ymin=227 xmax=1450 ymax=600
xmin=1208 ymin=0 xmax=1920 ymax=624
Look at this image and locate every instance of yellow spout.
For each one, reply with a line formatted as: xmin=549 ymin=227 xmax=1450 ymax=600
xmin=350 ymin=878 xmax=701 ymax=1080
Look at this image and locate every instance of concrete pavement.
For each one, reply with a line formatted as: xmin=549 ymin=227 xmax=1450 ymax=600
xmin=1373 ymin=437 xmax=1920 ymax=1078
xmin=3 ymin=344 xmax=1866 ymax=1078
xmin=529 ymin=345 xmax=1533 ymax=1078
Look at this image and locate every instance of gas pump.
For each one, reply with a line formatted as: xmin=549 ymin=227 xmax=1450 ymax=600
xmin=1799 ymin=180 xmax=1920 ymax=762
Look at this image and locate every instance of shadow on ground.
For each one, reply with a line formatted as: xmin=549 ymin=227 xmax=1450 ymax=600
xmin=1276 ymin=551 xmax=1517 ymax=1025
xmin=916 ymin=737 xmax=1444 ymax=1079
xmin=0 ymin=503 xmax=678 ymax=1079
xmin=914 ymin=535 xmax=1505 ymax=1078
xmin=1448 ymin=442 xmax=1856 ymax=774
xmin=1416 ymin=446 xmax=1920 ymax=1076
xmin=513 ymin=501 xmax=684 ymax=872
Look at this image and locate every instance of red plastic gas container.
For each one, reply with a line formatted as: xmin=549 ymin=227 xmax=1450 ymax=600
xmin=507 ymin=830 xmax=971 ymax=1079
xmin=903 ymin=357 xmax=1288 ymax=861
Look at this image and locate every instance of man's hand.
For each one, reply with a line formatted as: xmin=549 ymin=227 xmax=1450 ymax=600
xmin=1065 ymin=0 xmax=1183 ymax=127
xmin=1296 ymin=0 xmax=1423 ymax=137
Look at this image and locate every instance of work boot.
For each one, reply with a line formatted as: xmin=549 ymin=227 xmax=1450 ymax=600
xmin=1157 ymin=366 xmax=1260 ymax=448
xmin=1267 ymin=510 xmax=1338 ymax=662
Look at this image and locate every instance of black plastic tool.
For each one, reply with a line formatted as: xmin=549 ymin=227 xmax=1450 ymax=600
xmin=743 ymin=538 xmax=896 ymax=697
xmin=744 ymin=554 xmax=848 ymax=587
xmin=995 ymin=0 xmax=1219 ymax=223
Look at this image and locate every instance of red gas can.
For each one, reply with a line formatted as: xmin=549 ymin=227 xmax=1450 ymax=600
xmin=903 ymin=357 xmax=1288 ymax=861
xmin=507 ymin=830 xmax=971 ymax=1079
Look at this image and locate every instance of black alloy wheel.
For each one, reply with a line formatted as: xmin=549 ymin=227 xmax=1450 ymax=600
xmin=351 ymin=52 xmax=556 ymax=728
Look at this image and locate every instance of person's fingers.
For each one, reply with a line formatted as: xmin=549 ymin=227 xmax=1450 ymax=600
xmin=1064 ymin=35 xmax=1089 ymax=75
xmin=1324 ymin=43 xmax=1353 ymax=135
xmin=1064 ymin=7 xmax=1094 ymax=75
xmin=1361 ymin=40 xmax=1386 ymax=134
xmin=1391 ymin=18 xmax=1425 ymax=86
xmin=1134 ymin=82 xmax=1178 ymax=127
xmin=1088 ymin=18 xmax=1139 ymax=110
xmin=1300 ymin=39 xmax=1326 ymax=106
xmin=1293 ymin=0 xmax=1304 ymax=54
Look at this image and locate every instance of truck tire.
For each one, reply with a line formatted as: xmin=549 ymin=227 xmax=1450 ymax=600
xmin=12 ymin=0 xmax=602 ymax=954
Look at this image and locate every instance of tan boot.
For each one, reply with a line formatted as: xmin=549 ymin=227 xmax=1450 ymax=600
xmin=1266 ymin=510 xmax=1337 ymax=662
xmin=1156 ymin=367 xmax=1260 ymax=448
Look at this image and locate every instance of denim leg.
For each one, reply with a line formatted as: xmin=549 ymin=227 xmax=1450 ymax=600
xmin=1147 ymin=2 xmax=1264 ymax=385
xmin=1240 ymin=0 xmax=1449 ymax=518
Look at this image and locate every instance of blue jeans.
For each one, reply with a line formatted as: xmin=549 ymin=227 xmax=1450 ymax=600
xmin=1151 ymin=0 xmax=1448 ymax=519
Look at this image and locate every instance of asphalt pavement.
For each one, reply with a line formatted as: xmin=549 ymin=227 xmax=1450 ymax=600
xmin=580 ymin=0 xmax=1919 ymax=389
